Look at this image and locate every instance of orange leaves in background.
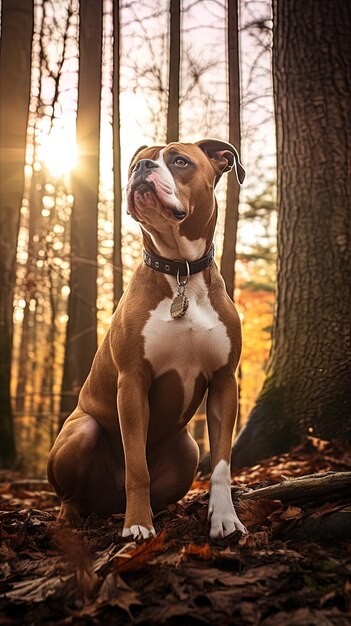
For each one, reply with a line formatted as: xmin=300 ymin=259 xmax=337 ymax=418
xmin=235 ymin=259 xmax=275 ymax=426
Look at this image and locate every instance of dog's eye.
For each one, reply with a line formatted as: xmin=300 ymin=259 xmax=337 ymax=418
xmin=174 ymin=156 xmax=188 ymax=167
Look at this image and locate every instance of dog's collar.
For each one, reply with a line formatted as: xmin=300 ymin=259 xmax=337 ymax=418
xmin=143 ymin=243 xmax=215 ymax=278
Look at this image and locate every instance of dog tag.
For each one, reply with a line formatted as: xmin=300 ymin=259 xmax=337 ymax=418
xmin=170 ymin=293 xmax=189 ymax=319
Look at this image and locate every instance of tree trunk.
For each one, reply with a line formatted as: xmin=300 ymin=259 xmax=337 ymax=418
xmin=166 ymin=0 xmax=180 ymax=144
xmin=0 ymin=0 xmax=33 ymax=467
xmin=231 ymin=0 xmax=351 ymax=469
xmin=60 ymin=0 xmax=102 ymax=424
xmin=220 ymin=0 xmax=241 ymax=298
xmin=15 ymin=170 xmax=43 ymax=414
xmin=112 ymin=0 xmax=123 ymax=310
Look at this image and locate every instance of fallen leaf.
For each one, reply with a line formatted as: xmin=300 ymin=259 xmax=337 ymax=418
xmin=184 ymin=563 xmax=289 ymax=588
xmin=183 ymin=565 xmax=247 ymax=589
xmin=0 ymin=561 xmax=11 ymax=579
xmin=181 ymin=543 xmax=212 ymax=561
xmin=307 ymin=436 xmax=330 ymax=452
xmin=0 ymin=541 xmax=17 ymax=561
xmin=97 ymin=571 xmax=141 ymax=616
xmin=133 ymin=601 xmax=207 ymax=625
xmin=245 ymin=564 xmax=289 ymax=583
xmin=310 ymin=502 xmax=345 ymax=518
xmin=260 ymin=607 xmax=329 ymax=625
xmin=3 ymin=574 xmax=74 ymax=603
xmin=167 ymin=571 xmax=189 ymax=601
xmin=75 ymin=567 xmax=99 ymax=602
xmin=239 ymin=530 xmax=270 ymax=548
xmin=236 ymin=498 xmax=283 ymax=527
xmin=93 ymin=543 xmax=120 ymax=574
xmin=112 ymin=529 xmax=166 ymax=573
xmin=190 ymin=480 xmax=210 ymax=491
xmin=280 ymin=505 xmax=304 ymax=520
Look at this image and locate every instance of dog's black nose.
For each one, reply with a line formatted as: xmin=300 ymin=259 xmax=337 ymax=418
xmin=133 ymin=159 xmax=159 ymax=175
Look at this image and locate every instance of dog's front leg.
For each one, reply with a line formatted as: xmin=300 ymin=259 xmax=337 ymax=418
xmin=117 ymin=373 xmax=155 ymax=540
xmin=206 ymin=367 xmax=247 ymax=538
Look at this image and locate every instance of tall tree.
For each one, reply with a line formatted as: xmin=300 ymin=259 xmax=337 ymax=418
xmin=0 ymin=0 xmax=33 ymax=467
xmin=166 ymin=0 xmax=180 ymax=144
xmin=220 ymin=0 xmax=241 ymax=298
xmin=112 ymin=0 xmax=123 ymax=310
xmin=15 ymin=171 xmax=43 ymax=415
xmin=231 ymin=0 xmax=351 ymax=468
xmin=60 ymin=0 xmax=103 ymax=422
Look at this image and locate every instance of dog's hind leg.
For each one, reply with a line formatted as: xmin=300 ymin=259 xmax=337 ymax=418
xmin=47 ymin=412 xmax=100 ymax=521
xmin=47 ymin=410 xmax=125 ymax=521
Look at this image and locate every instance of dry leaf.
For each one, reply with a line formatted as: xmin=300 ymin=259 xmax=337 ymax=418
xmin=239 ymin=530 xmax=270 ymax=548
xmin=280 ymin=505 xmax=303 ymax=520
xmin=310 ymin=502 xmax=345 ymax=518
xmin=181 ymin=543 xmax=212 ymax=561
xmin=307 ymin=436 xmax=330 ymax=451
xmin=190 ymin=480 xmax=210 ymax=491
xmin=97 ymin=571 xmax=141 ymax=616
xmin=236 ymin=498 xmax=283 ymax=527
xmin=112 ymin=529 xmax=166 ymax=573
xmin=3 ymin=574 xmax=74 ymax=603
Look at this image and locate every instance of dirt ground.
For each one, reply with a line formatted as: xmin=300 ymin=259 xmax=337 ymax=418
xmin=1 ymin=437 xmax=351 ymax=625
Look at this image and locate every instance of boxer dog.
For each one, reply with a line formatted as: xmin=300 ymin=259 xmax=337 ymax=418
xmin=47 ymin=139 xmax=247 ymax=539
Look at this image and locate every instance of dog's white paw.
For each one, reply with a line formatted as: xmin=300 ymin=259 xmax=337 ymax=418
xmin=208 ymin=460 xmax=247 ymax=538
xmin=122 ymin=525 xmax=156 ymax=540
xmin=209 ymin=511 xmax=247 ymax=538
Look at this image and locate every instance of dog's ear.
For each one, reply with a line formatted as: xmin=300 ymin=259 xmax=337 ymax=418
xmin=196 ymin=138 xmax=245 ymax=186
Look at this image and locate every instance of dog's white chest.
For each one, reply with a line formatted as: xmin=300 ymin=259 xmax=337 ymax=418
xmin=142 ymin=275 xmax=231 ymax=412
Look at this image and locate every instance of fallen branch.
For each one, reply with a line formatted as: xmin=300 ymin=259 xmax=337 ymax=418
xmin=238 ymin=472 xmax=351 ymax=541
xmin=240 ymin=471 xmax=351 ymax=504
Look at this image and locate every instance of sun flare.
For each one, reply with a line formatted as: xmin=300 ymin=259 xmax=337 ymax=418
xmin=41 ymin=127 xmax=77 ymax=178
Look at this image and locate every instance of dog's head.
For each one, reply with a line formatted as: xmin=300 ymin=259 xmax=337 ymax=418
xmin=126 ymin=139 xmax=245 ymax=259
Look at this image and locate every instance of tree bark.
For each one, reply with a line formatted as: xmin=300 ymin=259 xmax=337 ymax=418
xmin=220 ymin=0 xmax=241 ymax=298
xmin=0 ymin=0 xmax=33 ymax=467
xmin=112 ymin=0 xmax=123 ymax=310
xmin=231 ymin=0 xmax=351 ymax=468
xmin=166 ymin=0 xmax=180 ymax=144
xmin=60 ymin=0 xmax=102 ymax=424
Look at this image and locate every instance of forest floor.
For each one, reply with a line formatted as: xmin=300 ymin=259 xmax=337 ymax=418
xmin=0 ymin=437 xmax=351 ymax=626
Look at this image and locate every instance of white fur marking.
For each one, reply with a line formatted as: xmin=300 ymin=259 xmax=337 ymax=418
xmin=142 ymin=274 xmax=231 ymax=417
xmin=208 ymin=460 xmax=247 ymax=538
xmin=143 ymin=149 xmax=183 ymax=212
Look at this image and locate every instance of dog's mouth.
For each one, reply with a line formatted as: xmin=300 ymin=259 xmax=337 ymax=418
xmin=171 ymin=208 xmax=187 ymax=220
xmin=127 ymin=179 xmax=187 ymax=221
xmin=127 ymin=180 xmax=154 ymax=216
xmin=133 ymin=181 xmax=154 ymax=196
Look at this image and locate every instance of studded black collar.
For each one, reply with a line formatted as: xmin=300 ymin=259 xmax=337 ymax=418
xmin=143 ymin=244 xmax=215 ymax=278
